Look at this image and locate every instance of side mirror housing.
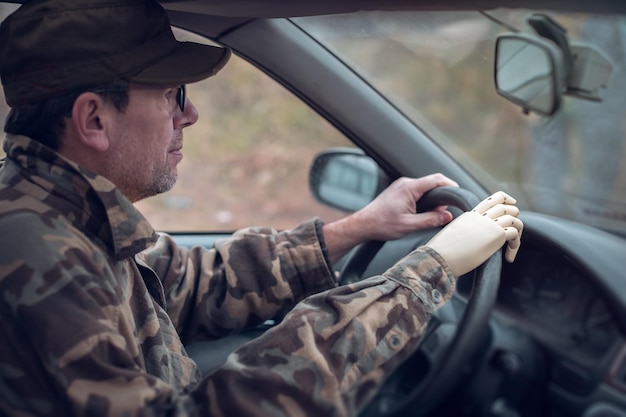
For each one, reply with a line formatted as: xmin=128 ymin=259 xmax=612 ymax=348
xmin=309 ymin=148 xmax=387 ymax=212
xmin=494 ymin=33 xmax=565 ymax=116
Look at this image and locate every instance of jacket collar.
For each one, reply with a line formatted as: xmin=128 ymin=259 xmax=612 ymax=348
xmin=1 ymin=134 xmax=158 ymax=260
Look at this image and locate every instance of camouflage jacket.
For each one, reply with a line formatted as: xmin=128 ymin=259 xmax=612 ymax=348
xmin=0 ymin=135 xmax=455 ymax=417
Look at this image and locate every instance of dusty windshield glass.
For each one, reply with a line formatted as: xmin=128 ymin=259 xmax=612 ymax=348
xmin=296 ymin=10 xmax=626 ymax=236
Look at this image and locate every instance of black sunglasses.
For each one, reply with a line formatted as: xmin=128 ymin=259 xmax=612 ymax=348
xmin=176 ymin=85 xmax=186 ymax=112
xmin=89 ymin=84 xmax=186 ymax=112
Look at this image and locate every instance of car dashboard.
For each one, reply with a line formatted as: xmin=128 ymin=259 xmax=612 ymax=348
xmin=496 ymin=244 xmax=618 ymax=364
xmin=451 ymin=212 xmax=626 ymax=416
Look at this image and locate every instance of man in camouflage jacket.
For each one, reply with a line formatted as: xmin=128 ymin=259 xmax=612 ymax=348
xmin=0 ymin=0 xmax=523 ymax=416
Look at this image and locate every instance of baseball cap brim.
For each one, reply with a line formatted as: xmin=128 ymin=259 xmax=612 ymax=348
xmin=132 ymin=41 xmax=232 ymax=85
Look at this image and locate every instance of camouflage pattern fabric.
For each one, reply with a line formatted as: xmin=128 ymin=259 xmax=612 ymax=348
xmin=0 ymin=134 xmax=455 ymax=416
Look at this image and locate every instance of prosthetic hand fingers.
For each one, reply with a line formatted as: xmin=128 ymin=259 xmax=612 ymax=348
xmin=502 ymin=216 xmax=523 ymax=263
xmin=504 ymin=227 xmax=522 ymax=263
xmin=482 ymin=204 xmax=520 ymax=220
xmin=492 ymin=212 xmax=523 ymax=261
xmin=473 ymin=191 xmax=517 ymax=214
xmin=493 ymin=214 xmax=523 ymax=229
xmin=503 ymin=226 xmax=522 ymax=245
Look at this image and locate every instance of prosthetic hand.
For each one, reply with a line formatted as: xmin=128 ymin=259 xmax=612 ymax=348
xmin=426 ymin=191 xmax=523 ymax=277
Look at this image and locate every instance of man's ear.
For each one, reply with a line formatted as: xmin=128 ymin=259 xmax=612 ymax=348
xmin=70 ymin=92 xmax=112 ymax=153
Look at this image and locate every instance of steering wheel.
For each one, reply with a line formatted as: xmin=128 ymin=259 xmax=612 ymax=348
xmin=340 ymin=187 xmax=502 ymax=417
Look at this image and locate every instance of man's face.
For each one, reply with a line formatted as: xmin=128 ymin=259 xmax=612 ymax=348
xmin=106 ymin=84 xmax=199 ymax=202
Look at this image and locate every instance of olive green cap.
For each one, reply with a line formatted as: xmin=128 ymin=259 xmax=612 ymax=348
xmin=0 ymin=0 xmax=231 ymax=106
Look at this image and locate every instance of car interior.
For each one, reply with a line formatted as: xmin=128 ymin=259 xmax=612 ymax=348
xmin=2 ymin=1 xmax=626 ymax=416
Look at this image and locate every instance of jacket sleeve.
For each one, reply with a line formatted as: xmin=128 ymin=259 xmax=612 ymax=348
xmin=137 ymin=218 xmax=339 ymax=342
xmin=195 ymin=246 xmax=456 ymax=417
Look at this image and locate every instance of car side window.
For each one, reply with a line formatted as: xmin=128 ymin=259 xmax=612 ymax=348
xmin=135 ymin=51 xmax=354 ymax=231
xmin=0 ymin=17 xmax=354 ymax=232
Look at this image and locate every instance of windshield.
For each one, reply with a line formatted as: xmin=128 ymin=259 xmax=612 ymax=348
xmin=295 ymin=10 xmax=626 ymax=236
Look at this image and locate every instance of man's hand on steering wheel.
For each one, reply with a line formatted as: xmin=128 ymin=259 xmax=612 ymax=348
xmin=323 ymin=174 xmax=459 ymax=263
xmin=356 ymin=174 xmax=460 ymax=240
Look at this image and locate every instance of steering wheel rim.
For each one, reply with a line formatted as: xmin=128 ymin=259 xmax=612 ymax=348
xmin=340 ymin=187 xmax=502 ymax=417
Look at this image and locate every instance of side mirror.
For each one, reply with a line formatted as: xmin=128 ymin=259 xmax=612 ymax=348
xmin=309 ymin=148 xmax=387 ymax=212
xmin=495 ymin=33 xmax=564 ymax=116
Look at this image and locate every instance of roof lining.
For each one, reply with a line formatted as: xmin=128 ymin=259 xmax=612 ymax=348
xmin=161 ymin=0 xmax=626 ymax=18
